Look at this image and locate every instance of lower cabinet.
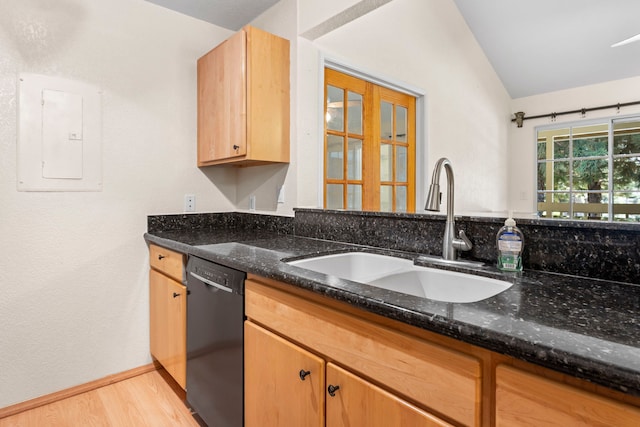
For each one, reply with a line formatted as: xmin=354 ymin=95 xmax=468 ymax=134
xmin=326 ymin=362 xmax=454 ymax=427
xmin=245 ymin=321 xmax=324 ymax=427
xmin=245 ymin=321 xmax=452 ymax=427
xmin=496 ymin=364 xmax=640 ymax=427
xmin=244 ymin=275 xmax=640 ymax=426
xmin=148 ymin=245 xmax=187 ymax=389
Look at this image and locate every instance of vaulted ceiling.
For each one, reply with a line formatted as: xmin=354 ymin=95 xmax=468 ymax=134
xmin=145 ymin=0 xmax=640 ymax=98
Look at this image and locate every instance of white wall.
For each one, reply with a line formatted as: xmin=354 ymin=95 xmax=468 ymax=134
xmin=235 ymin=0 xmax=299 ymax=215
xmin=508 ymin=75 xmax=640 ymax=216
xmin=293 ymin=0 xmax=513 ymax=214
xmin=0 ymin=0 xmax=233 ymax=408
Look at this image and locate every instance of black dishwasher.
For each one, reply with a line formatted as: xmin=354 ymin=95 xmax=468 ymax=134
xmin=186 ymin=255 xmax=246 ymax=427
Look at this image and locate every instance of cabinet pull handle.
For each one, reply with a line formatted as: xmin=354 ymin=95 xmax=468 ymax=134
xmin=299 ymin=370 xmax=311 ymax=381
xmin=158 ymin=254 xmax=166 ymax=260
xmin=173 ymin=292 xmax=181 ymax=298
xmin=327 ymin=385 xmax=340 ymax=396
xmin=233 ymin=144 xmax=240 ymax=150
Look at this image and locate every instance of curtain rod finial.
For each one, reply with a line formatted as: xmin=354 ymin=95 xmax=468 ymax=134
xmin=513 ymin=111 xmax=525 ymax=128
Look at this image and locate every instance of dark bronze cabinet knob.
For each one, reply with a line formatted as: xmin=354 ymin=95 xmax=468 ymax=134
xmin=327 ymin=384 xmax=340 ymax=396
xmin=299 ymin=370 xmax=311 ymax=381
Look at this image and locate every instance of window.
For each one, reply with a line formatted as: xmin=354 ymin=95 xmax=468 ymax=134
xmin=324 ymin=68 xmax=416 ymax=212
xmin=536 ymin=117 xmax=640 ymax=222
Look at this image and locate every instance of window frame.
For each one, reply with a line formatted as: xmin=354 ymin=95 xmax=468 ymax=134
xmin=535 ymin=114 xmax=640 ymax=222
xmin=319 ymin=56 xmax=426 ymax=211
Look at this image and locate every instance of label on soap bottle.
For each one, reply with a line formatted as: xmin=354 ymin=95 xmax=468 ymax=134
xmin=498 ymin=235 xmax=522 ymax=252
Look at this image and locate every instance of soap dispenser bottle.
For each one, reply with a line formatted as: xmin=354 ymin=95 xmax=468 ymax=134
xmin=496 ymin=213 xmax=524 ymax=272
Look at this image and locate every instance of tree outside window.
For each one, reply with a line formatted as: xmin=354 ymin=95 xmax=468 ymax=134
xmin=536 ymin=118 xmax=640 ymax=222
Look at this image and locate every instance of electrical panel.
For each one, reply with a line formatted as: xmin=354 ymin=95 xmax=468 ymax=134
xmin=17 ymin=73 xmax=102 ymax=191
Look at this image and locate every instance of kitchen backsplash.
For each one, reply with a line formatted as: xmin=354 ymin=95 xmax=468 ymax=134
xmin=147 ymin=209 xmax=640 ymax=284
xmin=293 ymin=209 xmax=640 ymax=284
xmin=147 ymin=211 xmax=294 ymax=234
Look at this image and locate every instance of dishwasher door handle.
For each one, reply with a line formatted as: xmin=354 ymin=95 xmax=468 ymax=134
xmin=189 ymin=271 xmax=233 ymax=293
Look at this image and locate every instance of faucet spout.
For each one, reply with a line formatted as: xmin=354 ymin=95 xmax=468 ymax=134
xmin=425 ymin=158 xmax=472 ymax=260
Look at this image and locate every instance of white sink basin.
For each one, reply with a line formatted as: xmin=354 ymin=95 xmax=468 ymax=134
xmin=368 ymin=268 xmax=512 ymax=303
xmin=288 ymin=252 xmax=512 ymax=303
xmin=287 ymin=252 xmax=412 ymax=282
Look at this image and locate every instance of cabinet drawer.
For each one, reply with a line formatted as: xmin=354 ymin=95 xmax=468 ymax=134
xmin=149 ymin=244 xmax=184 ymax=282
xmin=246 ymin=279 xmax=481 ymax=426
xmin=496 ymin=365 xmax=640 ymax=426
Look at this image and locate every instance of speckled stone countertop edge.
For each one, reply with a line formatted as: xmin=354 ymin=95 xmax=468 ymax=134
xmin=144 ymin=231 xmax=640 ymax=397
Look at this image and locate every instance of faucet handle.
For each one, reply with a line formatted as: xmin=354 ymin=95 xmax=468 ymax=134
xmin=453 ymin=230 xmax=473 ymax=252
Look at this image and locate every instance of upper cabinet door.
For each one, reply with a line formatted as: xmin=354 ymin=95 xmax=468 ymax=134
xmin=197 ymin=29 xmax=247 ymax=162
xmin=197 ymin=26 xmax=290 ymax=167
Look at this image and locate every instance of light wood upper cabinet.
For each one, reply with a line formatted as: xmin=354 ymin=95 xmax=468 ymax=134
xmin=197 ymin=25 xmax=290 ymax=166
xmin=149 ymin=245 xmax=186 ymax=389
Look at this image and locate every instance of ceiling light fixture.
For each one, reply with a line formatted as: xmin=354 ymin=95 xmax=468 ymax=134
xmin=611 ymin=33 xmax=640 ymax=48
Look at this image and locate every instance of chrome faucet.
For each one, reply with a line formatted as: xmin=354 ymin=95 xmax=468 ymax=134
xmin=425 ymin=158 xmax=473 ymax=260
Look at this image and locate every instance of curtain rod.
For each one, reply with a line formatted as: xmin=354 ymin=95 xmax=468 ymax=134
xmin=511 ymin=100 xmax=640 ymax=127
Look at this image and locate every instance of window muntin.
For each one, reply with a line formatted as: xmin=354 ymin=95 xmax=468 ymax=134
xmin=536 ymin=118 xmax=640 ymax=222
xmin=324 ymin=68 xmax=416 ymax=212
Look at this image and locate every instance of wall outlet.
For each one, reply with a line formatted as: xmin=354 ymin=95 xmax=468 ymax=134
xmin=249 ymin=195 xmax=256 ymax=211
xmin=184 ymin=194 xmax=195 ymax=212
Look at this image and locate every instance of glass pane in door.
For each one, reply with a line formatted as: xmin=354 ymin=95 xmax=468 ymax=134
xmin=347 ymin=138 xmax=363 ymax=180
xmin=380 ymin=101 xmax=393 ymax=140
xmin=380 ymin=143 xmax=392 ymax=182
xmin=326 ymin=135 xmax=344 ymax=180
xmin=347 ymin=184 xmax=362 ymax=210
xmin=347 ymin=91 xmax=363 ymax=135
xmin=614 ymin=120 xmax=640 ymax=154
xmin=326 ymin=85 xmax=344 ymax=132
xmin=572 ymin=159 xmax=609 ymax=191
xmin=396 ymin=106 xmax=407 ymax=142
xmin=396 ymin=186 xmax=407 ymax=212
xmin=380 ymin=185 xmax=392 ymax=212
xmin=396 ymin=146 xmax=407 ymax=182
xmin=326 ymin=184 xmax=344 ymax=209
xmin=572 ymin=124 xmax=608 ymax=158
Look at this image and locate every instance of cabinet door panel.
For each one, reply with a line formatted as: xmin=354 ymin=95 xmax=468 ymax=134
xmin=496 ymin=365 xmax=640 ymax=426
xmin=149 ymin=269 xmax=187 ymax=388
xmin=245 ymin=26 xmax=290 ymax=162
xmin=197 ymin=29 xmax=246 ymax=163
xmin=326 ymin=363 xmax=454 ymax=427
xmin=245 ymin=321 xmax=324 ymax=427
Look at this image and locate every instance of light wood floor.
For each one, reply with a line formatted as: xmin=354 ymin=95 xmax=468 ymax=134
xmin=0 ymin=370 xmax=200 ymax=427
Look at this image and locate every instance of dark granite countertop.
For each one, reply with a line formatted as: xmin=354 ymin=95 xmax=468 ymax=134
xmin=145 ymin=228 xmax=640 ymax=397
